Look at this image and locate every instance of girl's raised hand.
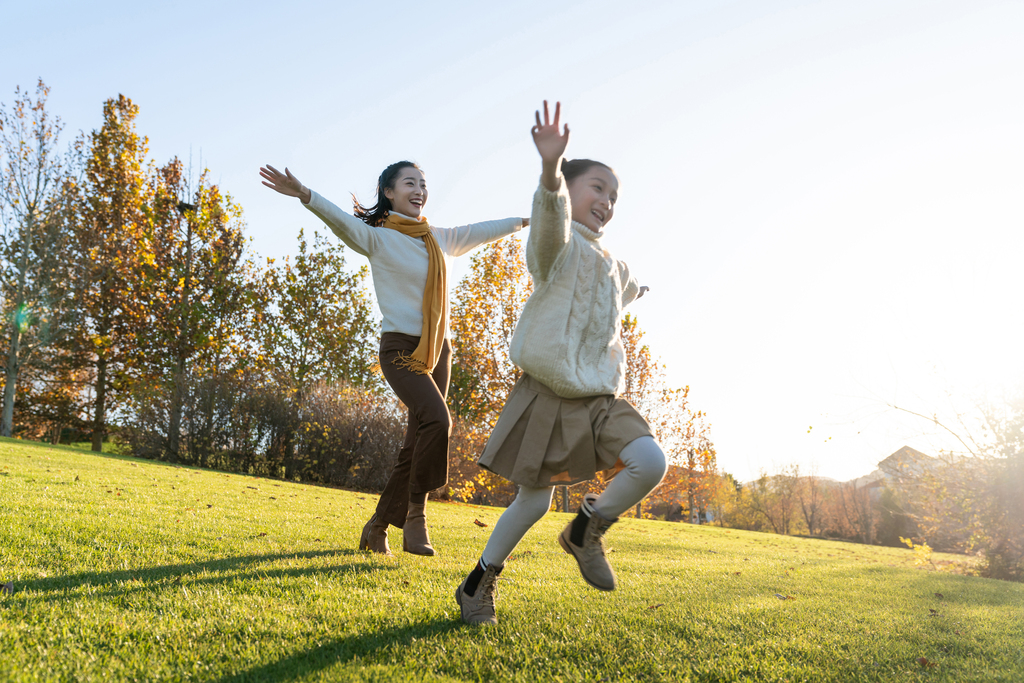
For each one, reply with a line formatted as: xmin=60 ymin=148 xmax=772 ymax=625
xmin=531 ymin=100 xmax=569 ymax=164
xmin=260 ymin=164 xmax=311 ymax=204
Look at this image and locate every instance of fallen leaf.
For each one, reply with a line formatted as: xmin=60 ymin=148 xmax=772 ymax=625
xmin=733 ymin=571 xmax=742 ymax=576
xmin=928 ymin=608 xmax=940 ymax=617
xmin=934 ymin=592 xmax=944 ymax=599
xmin=473 ymin=519 xmax=488 ymax=527
xmin=774 ymin=593 xmax=796 ymax=600
xmin=917 ymin=657 xmax=936 ymax=669
xmin=648 ymin=603 xmax=664 ymax=610
xmin=207 ymin=504 xmax=213 ymax=508
xmin=258 ymin=532 xmax=268 ymax=537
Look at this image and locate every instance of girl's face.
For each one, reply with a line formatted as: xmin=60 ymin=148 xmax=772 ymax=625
xmin=384 ymin=167 xmax=428 ymax=218
xmin=567 ymin=166 xmax=618 ymax=232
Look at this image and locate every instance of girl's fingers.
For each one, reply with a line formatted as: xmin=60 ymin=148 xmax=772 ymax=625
xmin=563 ymin=124 xmax=570 ymax=137
xmin=543 ymin=100 xmax=549 ymax=126
xmin=266 ymin=164 xmax=282 ymax=176
xmin=535 ymin=110 xmax=542 ymax=129
xmin=553 ymin=101 xmax=560 ymax=128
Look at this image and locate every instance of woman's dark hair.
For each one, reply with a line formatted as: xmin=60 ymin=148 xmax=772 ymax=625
xmin=561 ymin=158 xmax=614 ymax=184
xmin=352 ymin=160 xmax=421 ymax=227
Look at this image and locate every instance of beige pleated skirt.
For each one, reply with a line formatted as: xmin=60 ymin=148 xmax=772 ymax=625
xmin=477 ymin=374 xmax=654 ymax=488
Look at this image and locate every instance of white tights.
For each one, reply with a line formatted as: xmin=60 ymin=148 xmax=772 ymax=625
xmin=480 ymin=436 xmax=667 ymax=567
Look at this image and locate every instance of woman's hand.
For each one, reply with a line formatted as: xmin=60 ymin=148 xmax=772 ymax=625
xmin=532 ymin=101 xmax=569 ymax=192
xmin=260 ymin=164 xmax=311 ymax=204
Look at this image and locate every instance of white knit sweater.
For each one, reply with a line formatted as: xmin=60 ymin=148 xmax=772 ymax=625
xmin=303 ymin=190 xmax=522 ymax=337
xmin=510 ymin=179 xmax=640 ymax=399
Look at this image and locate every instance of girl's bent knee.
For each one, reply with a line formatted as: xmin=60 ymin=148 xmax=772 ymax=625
xmin=623 ymin=436 xmax=668 ymax=485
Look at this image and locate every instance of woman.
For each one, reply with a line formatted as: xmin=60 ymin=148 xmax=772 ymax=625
xmin=260 ymin=161 xmax=526 ymax=556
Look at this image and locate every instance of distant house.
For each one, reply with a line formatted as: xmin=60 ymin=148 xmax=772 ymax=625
xmin=877 ymin=445 xmax=936 ymax=484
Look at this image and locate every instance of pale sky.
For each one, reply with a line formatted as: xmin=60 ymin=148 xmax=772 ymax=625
xmin=4 ymin=0 xmax=1022 ymax=482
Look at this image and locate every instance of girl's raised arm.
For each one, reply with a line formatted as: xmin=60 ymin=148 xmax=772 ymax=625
xmin=527 ymin=101 xmax=574 ymax=281
xmin=532 ymin=101 xmax=570 ymax=192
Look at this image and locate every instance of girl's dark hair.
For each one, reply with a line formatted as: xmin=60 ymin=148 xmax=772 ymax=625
xmin=352 ymin=160 xmax=421 ymax=227
xmin=561 ymin=158 xmax=614 ymax=184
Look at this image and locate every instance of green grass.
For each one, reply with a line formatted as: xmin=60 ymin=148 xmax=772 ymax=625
xmin=1 ymin=438 xmax=1022 ymax=682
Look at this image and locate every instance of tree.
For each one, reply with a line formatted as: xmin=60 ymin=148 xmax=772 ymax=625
xmin=258 ymin=228 xmax=377 ymax=478
xmin=836 ymin=478 xmax=878 ymax=545
xmin=132 ymin=160 xmax=249 ymax=461
xmin=621 ymin=314 xmax=717 ymax=520
xmin=793 ymin=463 xmax=824 ymax=536
xmin=0 ymin=80 xmax=84 ymax=437
xmin=886 ymin=395 xmax=1024 ymax=580
xmin=259 ymin=228 xmax=377 ymax=393
xmin=446 ymin=236 xmax=532 ymax=506
xmin=744 ymin=471 xmax=799 ymax=535
xmin=76 ymin=95 xmax=150 ymax=451
xmin=448 ymin=235 xmax=532 ymax=425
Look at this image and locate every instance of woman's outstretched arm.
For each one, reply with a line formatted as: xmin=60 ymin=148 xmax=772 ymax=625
xmin=260 ymin=165 xmax=311 ymax=204
xmin=259 ymin=164 xmax=380 ymax=256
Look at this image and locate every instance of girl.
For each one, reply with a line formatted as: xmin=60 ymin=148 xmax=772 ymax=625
xmin=455 ymin=102 xmax=668 ymax=625
xmin=260 ymin=161 xmax=526 ymax=557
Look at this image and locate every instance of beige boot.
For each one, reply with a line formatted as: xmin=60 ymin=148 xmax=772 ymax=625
xmin=455 ymin=564 xmax=501 ymax=625
xmin=403 ymin=502 xmax=435 ymax=556
xmin=558 ymin=493 xmax=617 ymax=591
xmin=359 ymin=513 xmax=392 ymax=556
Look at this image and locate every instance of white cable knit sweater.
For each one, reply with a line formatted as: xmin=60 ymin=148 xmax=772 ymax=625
xmin=303 ymin=190 xmax=522 ymax=337
xmin=509 ymin=179 xmax=640 ymax=399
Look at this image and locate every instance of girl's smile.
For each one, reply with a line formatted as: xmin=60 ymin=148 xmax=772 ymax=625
xmin=567 ymin=166 xmax=618 ymax=232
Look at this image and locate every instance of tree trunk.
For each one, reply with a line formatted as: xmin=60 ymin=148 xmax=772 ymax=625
xmin=2 ymin=227 xmax=33 ymax=439
xmin=167 ymin=356 xmax=186 ymax=463
xmin=1 ymin=322 xmax=21 ymax=437
xmin=91 ymin=355 xmax=107 ymax=451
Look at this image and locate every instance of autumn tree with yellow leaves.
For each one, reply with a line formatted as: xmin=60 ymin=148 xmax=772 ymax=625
xmin=76 ymin=94 xmax=151 ymax=451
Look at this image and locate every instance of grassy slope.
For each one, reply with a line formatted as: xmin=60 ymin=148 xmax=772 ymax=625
xmin=0 ymin=438 xmax=1021 ymax=683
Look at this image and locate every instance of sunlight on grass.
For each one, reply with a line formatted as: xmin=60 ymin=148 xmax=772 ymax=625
xmin=0 ymin=437 xmax=1021 ymax=682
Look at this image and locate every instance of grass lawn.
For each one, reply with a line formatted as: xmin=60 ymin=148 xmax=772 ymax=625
xmin=1 ymin=438 xmax=1022 ymax=682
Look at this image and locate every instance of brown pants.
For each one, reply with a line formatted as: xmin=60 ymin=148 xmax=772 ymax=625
xmin=375 ymin=333 xmax=452 ymax=528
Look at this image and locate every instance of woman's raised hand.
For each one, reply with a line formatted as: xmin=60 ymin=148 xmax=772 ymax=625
xmin=260 ymin=164 xmax=311 ymax=204
xmin=531 ymin=100 xmax=569 ymax=164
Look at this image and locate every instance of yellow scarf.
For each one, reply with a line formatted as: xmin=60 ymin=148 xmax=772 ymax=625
xmin=382 ymin=213 xmax=447 ymax=374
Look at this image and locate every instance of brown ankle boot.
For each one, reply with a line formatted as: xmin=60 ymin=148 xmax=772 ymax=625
xmin=558 ymin=493 xmax=617 ymax=591
xmin=359 ymin=513 xmax=392 ymax=556
xmin=403 ymin=502 xmax=435 ymax=556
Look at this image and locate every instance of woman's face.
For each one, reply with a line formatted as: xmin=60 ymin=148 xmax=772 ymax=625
xmin=567 ymin=166 xmax=618 ymax=232
xmin=384 ymin=167 xmax=428 ymax=218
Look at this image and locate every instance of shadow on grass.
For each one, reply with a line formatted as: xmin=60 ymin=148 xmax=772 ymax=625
xmin=20 ymin=549 xmax=395 ymax=599
xmin=213 ymin=615 xmax=462 ymax=683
